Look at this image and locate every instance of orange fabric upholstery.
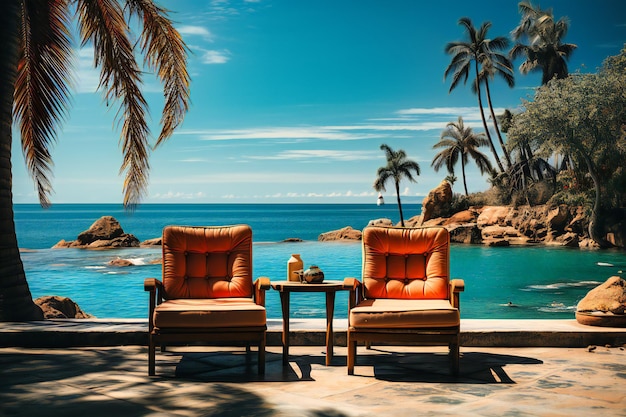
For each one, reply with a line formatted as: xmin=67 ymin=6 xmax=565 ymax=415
xmin=153 ymin=298 xmax=266 ymax=329
xmin=162 ymin=225 xmax=253 ymax=299
xmin=349 ymin=299 xmax=459 ymax=328
xmin=362 ymin=226 xmax=450 ymax=299
xmin=144 ymin=225 xmax=269 ymax=376
xmin=346 ymin=226 xmax=464 ymax=376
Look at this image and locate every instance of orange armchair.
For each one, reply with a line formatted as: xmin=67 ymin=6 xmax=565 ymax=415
xmin=344 ymin=226 xmax=464 ymax=375
xmin=144 ymin=225 xmax=270 ymax=375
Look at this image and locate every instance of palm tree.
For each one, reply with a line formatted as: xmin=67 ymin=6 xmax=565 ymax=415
xmin=1 ymin=1 xmax=190 ymax=321
xmin=510 ymin=1 xmax=577 ymax=85
xmin=373 ymin=144 xmax=421 ymax=227
xmin=478 ymin=54 xmax=515 ymax=169
xmin=444 ymin=17 xmax=506 ymax=173
xmin=432 ymin=117 xmax=493 ymax=196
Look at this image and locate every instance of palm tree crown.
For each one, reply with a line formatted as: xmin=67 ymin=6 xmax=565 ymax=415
xmin=373 ymin=144 xmax=420 ymax=227
xmin=432 ymin=117 xmax=493 ymax=196
xmin=1 ymin=0 xmax=190 ymax=321
xmin=510 ymin=1 xmax=577 ymax=85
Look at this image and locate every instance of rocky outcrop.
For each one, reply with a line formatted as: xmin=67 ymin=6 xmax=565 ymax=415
xmin=576 ymin=276 xmax=626 ymax=327
xmin=53 ymin=216 xmax=140 ymax=249
xmin=318 ymin=226 xmax=362 ymax=241
xmin=418 ymin=180 xmax=453 ymax=225
xmin=34 ymin=296 xmax=93 ymax=319
xmin=140 ymin=237 xmax=162 ymax=246
xmin=368 ymin=218 xmax=394 ymax=227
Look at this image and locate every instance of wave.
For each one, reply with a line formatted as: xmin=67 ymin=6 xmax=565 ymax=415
xmin=85 ymin=266 xmax=106 ymax=270
xmin=537 ymin=303 xmax=577 ymax=313
xmin=524 ymin=281 xmax=602 ymax=291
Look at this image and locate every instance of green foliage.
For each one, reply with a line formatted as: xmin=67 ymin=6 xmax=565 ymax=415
xmin=507 ymin=46 xmax=626 ymax=213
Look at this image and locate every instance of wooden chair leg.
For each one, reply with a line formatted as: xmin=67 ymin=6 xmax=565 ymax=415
xmin=449 ymin=342 xmax=460 ymax=376
xmin=148 ymin=337 xmax=156 ymax=376
xmin=347 ymin=334 xmax=357 ymax=375
xmin=258 ymin=336 xmax=266 ymax=375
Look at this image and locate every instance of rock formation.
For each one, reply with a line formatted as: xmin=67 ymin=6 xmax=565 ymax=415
xmin=53 ymin=216 xmax=140 ymax=249
xmin=418 ymin=180 xmax=453 ymax=225
xmin=576 ymin=276 xmax=626 ymax=327
xmin=318 ymin=226 xmax=362 ymax=241
xmin=34 ymin=296 xmax=93 ymax=319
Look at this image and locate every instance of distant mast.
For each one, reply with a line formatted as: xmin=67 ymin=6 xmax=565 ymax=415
xmin=377 ymin=193 xmax=384 ymax=206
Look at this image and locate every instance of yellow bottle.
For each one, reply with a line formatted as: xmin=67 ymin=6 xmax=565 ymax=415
xmin=287 ymin=254 xmax=303 ymax=282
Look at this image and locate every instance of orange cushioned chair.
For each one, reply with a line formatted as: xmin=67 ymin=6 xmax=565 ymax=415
xmin=144 ymin=225 xmax=270 ymax=376
xmin=344 ymin=226 xmax=464 ymax=375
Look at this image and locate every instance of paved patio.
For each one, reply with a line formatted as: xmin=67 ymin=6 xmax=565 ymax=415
xmin=1 ymin=319 xmax=626 ymax=416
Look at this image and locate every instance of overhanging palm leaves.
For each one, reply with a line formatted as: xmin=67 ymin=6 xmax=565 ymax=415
xmin=373 ymin=144 xmax=421 ymax=227
xmin=432 ymin=117 xmax=493 ymax=196
xmin=1 ymin=0 xmax=190 ymax=321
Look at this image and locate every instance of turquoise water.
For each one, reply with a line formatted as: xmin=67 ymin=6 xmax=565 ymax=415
xmin=13 ymin=204 xmax=626 ymax=320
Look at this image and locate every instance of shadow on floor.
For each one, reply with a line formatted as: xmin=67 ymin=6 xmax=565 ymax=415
xmin=357 ymin=349 xmax=544 ymax=383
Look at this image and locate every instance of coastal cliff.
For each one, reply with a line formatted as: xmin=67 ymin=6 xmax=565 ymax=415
xmin=320 ymin=180 xmax=625 ymax=249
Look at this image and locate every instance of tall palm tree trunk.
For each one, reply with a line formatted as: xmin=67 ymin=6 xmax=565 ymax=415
xmin=0 ymin=2 xmax=44 ymax=321
xmin=473 ymin=65 xmax=505 ymax=173
xmin=395 ymin=181 xmax=405 ymax=227
xmin=461 ymin=160 xmax=469 ymax=196
xmin=484 ymin=79 xmax=512 ymax=169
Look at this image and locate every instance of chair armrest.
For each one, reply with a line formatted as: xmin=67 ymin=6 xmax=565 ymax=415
xmin=450 ymin=279 xmax=465 ymax=293
xmin=144 ymin=278 xmax=163 ymax=332
xmin=343 ymin=277 xmax=360 ymax=291
xmin=450 ymin=278 xmax=465 ymax=309
xmin=254 ymin=277 xmax=271 ymax=306
xmin=343 ymin=277 xmax=362 ymax=311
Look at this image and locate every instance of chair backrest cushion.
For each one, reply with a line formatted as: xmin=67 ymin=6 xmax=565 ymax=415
xmin=362 ymin=226 xmax=450 ymax=300
xmin=162 ymin=225 xmax=253 ymax=299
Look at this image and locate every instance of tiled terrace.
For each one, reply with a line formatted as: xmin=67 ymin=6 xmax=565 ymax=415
xmin=1 ymin=319 xmax=625 ymax=416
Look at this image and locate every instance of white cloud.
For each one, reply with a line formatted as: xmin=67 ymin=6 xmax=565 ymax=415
xmin=248 ymin=150 xmax=378 ymax=161
xmin=177 ymin=25 xmax=213 ymax=41
xmin=152 ymin=191 xmax=207 ymax=200
xmin=201 ymin=49 xmax=231 ymax=64
xmin=185 ymin=126 xmax=383 ymax=141
xmin=74 ymin=47 xmax=100 ymax=93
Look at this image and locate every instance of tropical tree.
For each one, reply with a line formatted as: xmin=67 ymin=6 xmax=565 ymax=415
xmin=510 ymin=1 xmax=577 ymax=85
xmin=1 ymin=1 xmax=190 ymax=321
xmin=432 ymin=117 xmax=493 ymax=196
xmin=444 ymin=17 xmax=508 ymax=173
xmin=507 ymin=47 xmax=626 ymax=246
xmin=373 ymin=144 xmax=421 ymax=227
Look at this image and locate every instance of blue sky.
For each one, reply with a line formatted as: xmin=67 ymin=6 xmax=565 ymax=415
xmin=11 ymin=0 xmax=626 ymax=204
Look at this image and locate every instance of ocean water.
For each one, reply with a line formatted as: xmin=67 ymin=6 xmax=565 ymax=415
xmin=13 ymin=203 xmax=626 ymax=320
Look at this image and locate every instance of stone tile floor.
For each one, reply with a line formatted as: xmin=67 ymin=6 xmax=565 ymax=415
xmin=1 ymin=344 xmax=625 ymax=416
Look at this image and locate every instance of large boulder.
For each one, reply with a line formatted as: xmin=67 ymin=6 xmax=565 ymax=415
xmin=419 ymin=181 xmax=452 ymax=224
xmin=576 ymin=276 xmax=626 ymax=327
xmin=318 ymin=226 xmax=362 ymax=241
xmin=34 ymin=296 xmax=93 ymax=319
xmin=53 ymin=216 xmax=140 ymax=248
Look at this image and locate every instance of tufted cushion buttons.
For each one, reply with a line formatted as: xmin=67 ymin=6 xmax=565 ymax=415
xmin=404 ymin=278 xmax=409 ymax=285
xmin=385 ymin=277 xmax=391 ymax=283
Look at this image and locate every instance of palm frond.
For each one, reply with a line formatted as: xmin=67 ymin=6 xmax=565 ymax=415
xmin=126 ymin=0 xmax=191 ymax=146
xmin=14 ymin=0 xmax=74 ymax=207
xmin=76 ymin=0 xmax=150 ymax=209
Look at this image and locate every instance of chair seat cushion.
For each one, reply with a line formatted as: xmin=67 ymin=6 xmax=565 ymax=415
xmin=350 ymin=298 xmax=459 ymax=329
xmin=154 ymin=298 xmax=266 ymax=329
